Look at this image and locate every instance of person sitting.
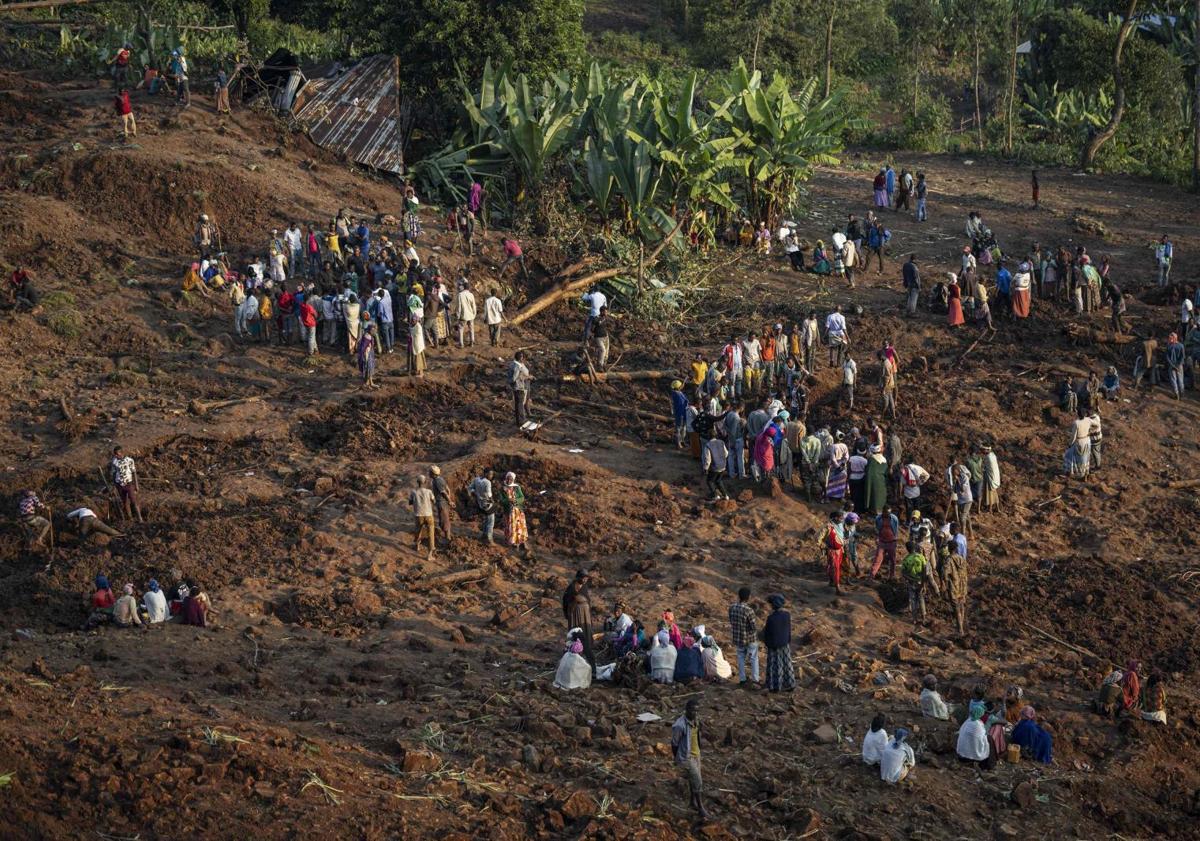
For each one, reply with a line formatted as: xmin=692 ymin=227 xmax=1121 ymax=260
xmin=649 ymin=630 xmax=677 ymax=683
xmin=700 ymin=635 xmax=732 ymax=680
xmin=673 ymin=635 xmax=705 ymax=684
xmin=604 ymin=601 xmax=633 ymax=644
xmin=880 ymin=728 xmax=915 ymax=783
xmin=614 ymin=620 xmax=645 ymax=657
xmin=180 ymin=581 xmax=209 ymax=627
xmin=1010 ymin=705 xmax=1053 ymax=763
xmin=919 ymin=673 xmax=952 ymax=720
xmin=811 ymin=241 xmax=831 ymax=275
xmin=553 ymin=629 xmax=592 ymax=690
xmin=112 ymin=583 xmax=143 ymax=629
xmin=662 ymin=610 xmax=683 ymax=649
xmin=1140 ymin=671 xmax=1167 ymax=724
xmin=1059 ymin=377 xmax=1078 ymax=414
xmin=1102 ymin=366 xmax=1120 ymax=400
xmin=984 ymin=702 xmax=1008 ymax=761
xmin=82 ymin=574 xmax=116 ymax=629
xmin=956 ymin=701 xmax=991 ymax=768
xmin=862 ymin=714 xmax=889 ymax=766
xmin=142 ymin=579 xmax=168 ymax=623
xmin=167 ymin=572 xmax=190 ymax=617
xmin=1094 ymin=668 xmax=1125 ymax=718
xmin=1004 ymin=685 xmax=1025 ymax=723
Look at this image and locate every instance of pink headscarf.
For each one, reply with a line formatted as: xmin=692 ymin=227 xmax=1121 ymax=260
xmin=1020 ymin=705 xmax=1036 ymax=720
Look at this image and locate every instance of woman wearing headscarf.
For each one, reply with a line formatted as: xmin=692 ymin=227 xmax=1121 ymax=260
xmin=775 ymin=411 xmax=794 ymax=483
xmin=880 ymin=728 xmax=915 ymax=783
xmin=1121 ymin=659 xmax=1142 ymax=712
xmin=762 ymin=594 xmax=794 ymax=692
xmin=956 ymin=701 xmax=990 ymax=765
xmin=981 ymin=445 xmax=1001 ymax=512
xmin=553 ymin=629 xmax=592 ymax=690
xmin=825 ymin=432 xmax=849 ymax=501
xmin=811 ymin=241 xmax=830 ymax=275
xmin=700 ymin=635 xmax=733 ymax=680
xmin=662 ymin=611 xmax=683 ymax=649
xmin=946 ymin=272 xmax=965 ymax=327
xmin=344 ymin=292 xmax=362 ymax=354
xmin=1140 ymin=671 xmax=1167 ymax=724
xmin=673 ymin=636 xmax=705 ymax=683
xmin=357 ymin=311 xmax=379 ymax=389
xmin=1094 ymin=668 xmax=1125 ymax=718
xmin=862 ymin=714 xmax=889 ymax=766
xmin=752 ymin=420 xmax=777 ymax=480
xmin=823 ymin=512 xmax=846 ymax=595
xmin=1012 ymin=261 xmax=1033 ymax=318
xmin=649 ymin=630 xmax=677 ymax=683
xmin=142 ymin=578 xmax=168 ymax=623
xmin=1009 ymin=705 xmax=1053 ymax=763
xmin=181 ymin=581 xmax=208 ymax=628
xmin=497 ymin=472 xmax=529 ymax=556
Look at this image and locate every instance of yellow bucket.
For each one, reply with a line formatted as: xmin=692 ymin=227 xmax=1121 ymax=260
xmin=1006 ymin=744 xmax=1021 ymax=763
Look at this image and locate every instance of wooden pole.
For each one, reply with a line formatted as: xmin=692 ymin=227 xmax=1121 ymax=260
xmin=559 ymin=369 xmax=674 ymax=384
xmin=557 ymin=395 xmax=671 ymax=424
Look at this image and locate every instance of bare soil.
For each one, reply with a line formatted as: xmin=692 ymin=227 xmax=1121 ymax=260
xmin=1 ymin=69 xmax=1199 ymax=840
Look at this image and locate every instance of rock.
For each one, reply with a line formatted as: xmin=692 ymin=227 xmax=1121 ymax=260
xmin=810 ymin=723 xmax=839 ymax=745
xmin=13 ymin=629 xmax=35 ymax=642
xmin=737 ymin=489 xmax=754 ymax=503
xmin=569 ymin=726 xmax=592 ymax=745
xmin=560 ymin=790 xmax=597 ymax=821
xmin=1011 ymin=781 xmax=1035 ymax=810
xmin=447 ymin=627 xmax=466 ymax=645
xmin=789 ymin=808 xmax=821 ymax=835
xmin=253 ymin=781 xmax=275 ymax=799
xmin=401 ymin=750 xmax=441 ymax=773
xmin=766 ymin=477 xmax=784 ymax=498
xmin=623 ymin=556 xmax=656 ymax=574
xmin=490 ymin=607 xmax=518 ymax=627
xmin=652 ymin=481 xmax=673 ymax=499
xmin=994 ymin=822 xmax=1019 ymax=839
xmin=713 ymin=499 xmax=737 ymax=513
xmin=612 ymin=725 xmax=633 ymax=749
xmin=26 ymin=657 xmax=51 ymax=677
xmin=313 ymin=476 xmax=335 ymax=494
xmin=522 ymin=744 xmax=541 ymax=770
xmin=544 ymin=810 xmax=565 ymax=832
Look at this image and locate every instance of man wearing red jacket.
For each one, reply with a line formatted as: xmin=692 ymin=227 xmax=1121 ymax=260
xmin=115 ymin=89 xmax=136 ymax=139
xmin=299 ymin=297 xmax=318 ymax=357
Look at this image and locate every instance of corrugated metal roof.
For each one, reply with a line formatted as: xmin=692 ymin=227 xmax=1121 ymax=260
xmin=293 ymin=55 xmax=403 ymax=175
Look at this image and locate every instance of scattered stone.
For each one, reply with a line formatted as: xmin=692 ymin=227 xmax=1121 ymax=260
xmin=1011 ymin=781 xmax=1035 ymax=810
xmin=522 ymin=744 xmax=540 ymax=770
xmin=560 ymin=790 xmax=597 ymax=821
xmin=313 ymin=476 xmax=335 ymax=494
xmin=766 ymin=477 xmax=784 ymax=499
xmin=652 ymin=481 xmax=672 ymax=498
xmin=447 ymin=627 xmax=466 ymax=645
xmin=400 ymin=749 xmax=441 ymax=773
xmin=612 ymin=725 xmax=633 ymax=749
xmin=737 ymin=489 xmax=754 ymax=503
xmin=810 ymin=723 xmax=839 ymax=745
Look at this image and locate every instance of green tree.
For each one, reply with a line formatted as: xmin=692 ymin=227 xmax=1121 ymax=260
xmin=889 ymin=0 xmax=943 ymax=113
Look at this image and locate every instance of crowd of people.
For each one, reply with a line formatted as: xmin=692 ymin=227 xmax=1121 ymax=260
xmin=84 ymin=571 xmax=212 ymax=630
xmin=180 ymin=189 xmax=509 ymax=387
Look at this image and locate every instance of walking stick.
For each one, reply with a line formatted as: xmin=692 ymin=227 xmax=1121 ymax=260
xmin=99 ymin=467 xmax=124 ymax=522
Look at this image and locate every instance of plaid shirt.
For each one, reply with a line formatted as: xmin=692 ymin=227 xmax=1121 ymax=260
xmin=728 ymin=601 xmax=758 ymax=648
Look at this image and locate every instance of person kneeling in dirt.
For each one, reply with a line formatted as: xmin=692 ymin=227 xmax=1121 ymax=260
xmin=9 ymin=265 xmax=41 ymax=312
xmin=552 ymin=629 xmax=592 ymax=690
xmin=880 ymin=728 xmax=915 ymax=784
xmin=66 ymin=506 xmax=122 ymax=541
xmin=956 ymin=701 xmax=993 ymax=769
xmin=180 ymin=582 xmax=211 ymax=627
xmin=83 ymin=575 xmax=117 ymax=630
xmin=17 ymin=489 xmax=51 ymax=552
xmin=700 ymin=634 xmax=732 ymax=680
xmin=113 ymin=583 xmax=144 ymax=629
xmin=919 ymin=673 xmax=957 ymax=721
xmin=649 ymin=630 xmax=677 ymax=684
xmin=1140 ymin=671 xmax=1167 ymax=724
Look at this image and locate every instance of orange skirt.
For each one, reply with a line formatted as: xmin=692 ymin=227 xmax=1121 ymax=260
xmin=947 ymin=300 xmax=965 ymax=326
xmin=1012 ymin=288 xmax=1031 ymax=318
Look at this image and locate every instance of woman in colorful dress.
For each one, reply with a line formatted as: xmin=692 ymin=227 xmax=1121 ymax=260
xmin=825 ymin=432 xmax=849 ymax=501
xmin=357 ymin=312 xmax=379 ymax=389
xmin=946 ymin=273 xmax=965 ymax=327
xmin=498 ymin=471 xmax=529 ymax=556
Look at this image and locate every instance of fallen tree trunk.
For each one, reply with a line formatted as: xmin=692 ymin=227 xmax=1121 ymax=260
xmin=1064 ymin=324 xmax=1135 ymax=345
xmin=188 ymin=395 xmax=262 ymax=416
xmin=510 ymin=221 xmax=682 ymax=327
xmin=560 ymin=369 xmax=674 ymax=384
xmin=557 ymin=395 xmax=672 ymax=423
xmin=1167 ymin=478 xmax=1200 ymax=490
xmin=410 ymin=567 xmax=490 ymax=591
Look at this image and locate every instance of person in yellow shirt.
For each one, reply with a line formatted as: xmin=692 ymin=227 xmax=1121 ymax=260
xmin=326 ymin=221 xmax=341 ymax=263
xmin=182 ymin=264 xmax=211 ymax=297
xmin=689 ymin=353 xmax=708 ymax=402
xmin=258 ymin=288 xmax=274 ymax=344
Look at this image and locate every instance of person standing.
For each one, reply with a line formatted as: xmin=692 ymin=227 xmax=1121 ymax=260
xmin=701 ymin=433 xmax=730 ymax=501
xmin=109 ymin=446 xmax=143 ymax=523
xmin=901 ymin=542 xmax=939 ymax=625
xmin=1156 ymin=234 xmax=1173 ymax=287
xmin=948 ymin=457 xmax=974 ymax=539
xmin=430 ymin=465 xmax=452 ymax=545
xmin=825 ymin=305 xmax=849 ymax=368
xmin=169 ymin=48 xmax=190 ymax=108
xmin=871 ymin=505 xmax=900 ymax=579
xmin=484 ymin=289 xmax=504 ymax=346
xmin=670 ymin=380 xmax=689 ymax=448
xmin=914 ymin=172 xmax=928 ymax=222
xmin=561 ymin=570 xmax=596 ymax=676
xmin=497 ymin=472 xmax=530 ymax=557
xmin=727 ymin=586 xmax=759 ymax=685
xmin=409 ymin=475 xmax=436 ymax=560
xmin=762 ymin=594 xmax=795 ymax=692
xmin=470 ymin=468 xmax=496 ymax=544
xmin=454 ymin=279 xmax=477 ymax=348
xmin=801 ymin=310 xmax=820 ymax=372
xmin=215 ymin=67 xmax=231 ymax=114
xmin=670 ymin=699 xmax=709 ymax=819
xmin=592 ymin=306 xmax=611 ymax=369
xmin=108 ymin=42 xmax=132 ymax=89
xmin=880 ymin=354 xmax=898 ymax=420
xmin=1166 ymin=332 xmax=1186 ymax=399
xmin=841 ymin=354 xmax=857 ymax=412
xmin=981 ymin=444 xmax=1001 ymax=511
xmin=508 ymin=351 xmax=532 ymax=426
xmin=375 ymin=287 xmax=394 ymax=354
xmin=299 ymin=295 xmax=318 ymax=357
xmin=114 ymin=89 xmax=136 ymax=140
xmin=942 ymin=545 xmax=969 ymax=635
xmin=580 ymin=286 xmax=608 ymax=342
xmin=899 ymin=461 xmax=929 ymax=517
xmin=824 ymin=512 xmax=846 ymax=595
xmin=902 ymin=254 xmax=920 ymax=317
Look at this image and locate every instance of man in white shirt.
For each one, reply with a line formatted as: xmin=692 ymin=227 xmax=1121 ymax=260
xmin=66 ymin=507 xmax=122 ymax=540
xmin=455 ymin=279 xmax=478 ymax=347
xmin=484 ymin=291 xmax=504 ymax=346
xmin=880 ymin=729 xmax=915 ymax=783
xmin=741 ymin=333 xmax=762 ymax=395
xmin=701 ymin=435 xmax=730 ymax=501
xmin=1181 ymin=297 xmax=1193 ymax=336
xmin=900 ymin=461 xmax=929 ymax=517
xmin=409 ymin=475 xmax=436 ymax=560
xmin=825 ymin=305 xmax=848 ymax=367
xmin=581 ymin=287 xmax=608 ymax=341
xmin=470 ymin=468 xmax=496 ymax=544
xmin=237 ymin=290 xmax=258 ymax=338
xmin=862 ymin=714 xmax=889 ymax=765
xmin=285 ymin=223 xmax=302 ymax=278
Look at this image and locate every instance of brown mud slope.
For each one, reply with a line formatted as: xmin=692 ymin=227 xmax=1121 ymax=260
xmin=0 ymin=67 xmax=1199 ymax=839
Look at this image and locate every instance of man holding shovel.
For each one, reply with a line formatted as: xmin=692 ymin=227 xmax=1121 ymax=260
xmin=17 ymin=489 xmax=51 ymax=553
